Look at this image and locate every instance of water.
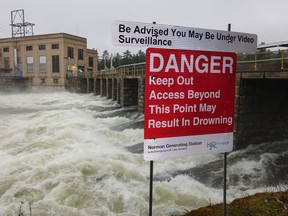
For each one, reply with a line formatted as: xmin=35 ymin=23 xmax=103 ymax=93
xmin=0 ymin=91 xmax=287 ymax=216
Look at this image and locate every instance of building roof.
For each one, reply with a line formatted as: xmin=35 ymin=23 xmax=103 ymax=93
xmin=258 ymin=41 xmax=288 ymax=49
xmin=0 ymin=33 xmax=86 ymax=43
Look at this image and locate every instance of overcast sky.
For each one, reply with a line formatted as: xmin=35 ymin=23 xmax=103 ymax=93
xmin=1 ymin=0 xmax=288 ymax=56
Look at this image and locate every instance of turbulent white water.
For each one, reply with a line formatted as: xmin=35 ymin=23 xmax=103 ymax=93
xmin=0 ymin=91 xmax=287 ymax=216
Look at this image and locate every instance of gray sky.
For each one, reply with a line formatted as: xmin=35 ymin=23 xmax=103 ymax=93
xmin=1 ymin=0 xmax=288 ymax=55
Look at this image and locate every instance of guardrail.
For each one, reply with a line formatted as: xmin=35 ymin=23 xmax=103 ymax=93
xmin=237 ymin=50 xmax=288 ymax=72
xmin=93 ymin=50 xmax=288 ymax=78
xmin=95 ymin=62 xmax=145 ymax=78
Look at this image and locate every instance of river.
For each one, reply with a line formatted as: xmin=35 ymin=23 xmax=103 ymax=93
xmin=0 ymin=91 xmax=287 ymax=215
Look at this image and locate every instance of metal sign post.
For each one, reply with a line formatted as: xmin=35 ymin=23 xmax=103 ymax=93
xmin=223 ymin=152 xmax=227 ymax=216
xmin=223 ymin=23 xmax=232 ymax=216
xmin=149 ymin=161 xmax=153 ymax=216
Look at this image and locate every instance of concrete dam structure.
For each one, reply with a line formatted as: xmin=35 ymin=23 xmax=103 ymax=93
xmin=2 ymin=49 xmax=287 ymax=150
xmin=67 ymin=50 xmax=288 ymax=150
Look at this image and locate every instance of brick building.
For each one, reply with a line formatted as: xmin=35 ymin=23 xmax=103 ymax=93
xmin=0 ymin=33 xmax=98 ymax=88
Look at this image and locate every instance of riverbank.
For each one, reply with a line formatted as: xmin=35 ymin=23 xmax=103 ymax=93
xmin=180 ymin=191 xmax=288 ymax=216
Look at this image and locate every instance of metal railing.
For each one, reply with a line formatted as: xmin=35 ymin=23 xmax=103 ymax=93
xmin=96 ymin=62 xmax=145 ymax=78
xmin=237 ymin=50 xmax=288 ymax=72
xmin=94 ymin=50 xmax=288 ymax=78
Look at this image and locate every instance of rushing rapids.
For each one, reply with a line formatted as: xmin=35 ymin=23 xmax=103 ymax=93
xmin=0 ymin=91 xmax=287 ymax=215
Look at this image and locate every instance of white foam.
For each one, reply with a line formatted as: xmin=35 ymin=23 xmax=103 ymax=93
xmin=0 ymin=92 xmax=285 ymax=215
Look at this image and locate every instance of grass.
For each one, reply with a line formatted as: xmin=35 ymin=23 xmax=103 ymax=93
xmin=179 ymin=191 xmax=288 ymax=216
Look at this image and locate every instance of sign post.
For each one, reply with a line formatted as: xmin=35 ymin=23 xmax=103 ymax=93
xmin=223 ymin=23 xmax=232 ymax=216
xmin=112 ymin=20 xmax=257 ymax=216
xmin=149 ymin=160 xmax=153 ymax=216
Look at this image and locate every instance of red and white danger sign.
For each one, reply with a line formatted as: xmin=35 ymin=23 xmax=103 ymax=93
xmin=144 ymin=48 xmax=236 ymax=161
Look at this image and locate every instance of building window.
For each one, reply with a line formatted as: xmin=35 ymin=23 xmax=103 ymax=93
xmin=3 ymin=47 xmax=9 ymax=52
xmin=78 ymin=49 xmax=84 ymax=60
xmin=67 ymin=47 xmax=74 ymax=59
xmin=53 ymin=79 xmax=59 ymax=84
xmin=39 ymin=56 xmax=46 ymax=72
xmin=26 ymin=46 xmax=33 ymax=51
xmin=52 ymin=44 xmax=59 ymax=49
xmin=39 ymin=45 xmax=46 ymax=50
xmin=4 ymin=57 xmax=10 ymax=69
xmin=78 ymin=66 xmax=85 ymax=75
xmin=52 ymin=55 xmax=60 ymax=72
xmin=88 ymin=57 xmax=94 ymax=68
xmin=40 ymin=78 xmax=45 ymax=84
xmin=27 ymin=57 xmax=34 ymax=72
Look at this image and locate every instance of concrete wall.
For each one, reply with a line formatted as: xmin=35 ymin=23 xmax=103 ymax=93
xmin=101 ymin=79 xmax=107 ymax=96
xmin=235 ymin=78 xmax=288 ymax=149
xmin=65 ymin=77 xmax=85 ymax=93
xmin=94 ymin=78 xmax=100 ymax=95
xmin=138 ymin=78 xmax=145 ymax=113
xmin=107 ymin=78 xmax=112 ymax=99
xmin=0 ymin=77 xmax=29 ymax=91
xmin=112 ymin=78 xmax=118 ymax=101
xmin=119 ymin=78 xmax=139 ymax=107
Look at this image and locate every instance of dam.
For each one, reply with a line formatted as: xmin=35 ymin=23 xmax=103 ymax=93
xmin=68 ymin=50 xmax=288 ymax=149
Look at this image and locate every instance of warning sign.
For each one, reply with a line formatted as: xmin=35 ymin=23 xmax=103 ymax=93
xmin=112 ymin=20 xmax=258 ymax=53
xmin=144 ymin=48 xmax=236 ymax=161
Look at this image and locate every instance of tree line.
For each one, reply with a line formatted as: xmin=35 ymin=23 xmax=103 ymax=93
xmin=98 ymin=49 xmax=145 ymax=70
